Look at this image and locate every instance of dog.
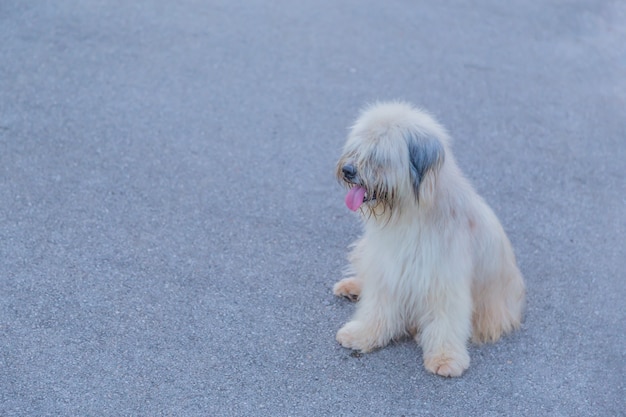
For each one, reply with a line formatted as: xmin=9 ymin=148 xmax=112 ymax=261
xmin=333 ymin=101 xmax=525 ymax=377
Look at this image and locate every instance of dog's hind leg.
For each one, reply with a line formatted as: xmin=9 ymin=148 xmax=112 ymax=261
xmin=472 ymin=258 xmax=525 ymax=344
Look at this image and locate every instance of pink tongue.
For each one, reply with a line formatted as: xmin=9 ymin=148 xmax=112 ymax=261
xmin=345 ymin=186 xmax=367 ymax=211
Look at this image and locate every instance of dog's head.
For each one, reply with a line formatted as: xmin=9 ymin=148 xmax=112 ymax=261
xmin=336 ymin=102 xmax=447 ymax=219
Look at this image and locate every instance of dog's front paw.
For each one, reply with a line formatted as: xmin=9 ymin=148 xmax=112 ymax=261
xmin=336 ymin=321 xmax=377 ymax=352
xmin=333 ymin=277 xmax=362 ymax=301
xmin=423 ymin=350 xmax=470 ymax=377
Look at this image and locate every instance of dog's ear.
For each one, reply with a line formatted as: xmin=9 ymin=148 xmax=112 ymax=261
xmin=406 ymin=133 xmax=445 ymax=201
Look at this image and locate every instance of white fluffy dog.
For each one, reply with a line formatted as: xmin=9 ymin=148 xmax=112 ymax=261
xmin=333 ymin=102 xmax=525 ymax=377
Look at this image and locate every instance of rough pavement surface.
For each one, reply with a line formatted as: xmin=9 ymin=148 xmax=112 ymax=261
xmin=1 ymin=1 xmax=625 ymax=416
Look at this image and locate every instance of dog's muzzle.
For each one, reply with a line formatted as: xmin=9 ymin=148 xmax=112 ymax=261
xmin=340 ymin=163 xmax=379 ymax=211
xmin=341 ymin=164 xmax=357 ymax=182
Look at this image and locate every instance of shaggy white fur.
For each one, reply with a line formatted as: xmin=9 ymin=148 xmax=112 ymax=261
xmin=334 ymin=102 xmax=525 ymax=377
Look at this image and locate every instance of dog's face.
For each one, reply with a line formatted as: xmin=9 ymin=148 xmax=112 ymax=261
xmin=337 ymin=103 xmax=446 ymax=217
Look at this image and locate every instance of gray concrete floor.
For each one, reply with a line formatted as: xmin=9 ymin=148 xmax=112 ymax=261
xmin=1 ymin=1 xmax=625 ymax=415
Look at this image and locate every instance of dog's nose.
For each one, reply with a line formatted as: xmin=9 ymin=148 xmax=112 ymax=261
xmin=342 ymin=164 xmax=357 ymax=181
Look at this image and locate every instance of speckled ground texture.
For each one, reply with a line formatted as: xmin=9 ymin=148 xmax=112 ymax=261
xmin=1 ymin=0 xmax=625 ymax=416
